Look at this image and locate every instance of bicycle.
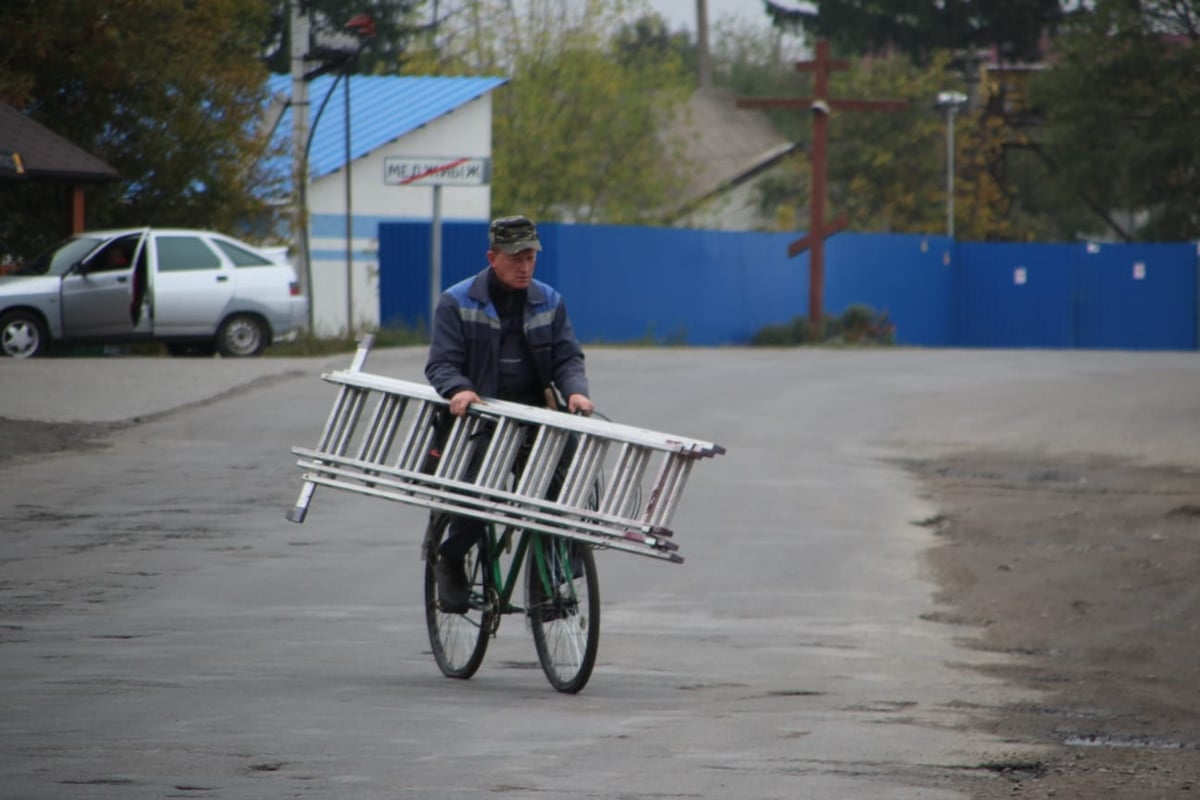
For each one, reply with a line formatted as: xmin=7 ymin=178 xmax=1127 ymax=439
xmin=286 ymin=346 xmax=721 ymax=692
xmin=419 ymin=412 xmax=616 ymax=694
xmin=422 ymin=511 xmax=600 ymax=693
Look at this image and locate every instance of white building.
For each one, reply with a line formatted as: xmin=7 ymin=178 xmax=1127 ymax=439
xmin=269 ymin=74 xmax=507 ymax=335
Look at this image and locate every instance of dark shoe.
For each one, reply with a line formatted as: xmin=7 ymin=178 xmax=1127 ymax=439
xmin=435 ymin=556 xmax=470 ymax=614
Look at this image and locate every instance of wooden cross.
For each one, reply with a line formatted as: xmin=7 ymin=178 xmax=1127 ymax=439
xmin=738 ymin=40 xmax=907 ymax=335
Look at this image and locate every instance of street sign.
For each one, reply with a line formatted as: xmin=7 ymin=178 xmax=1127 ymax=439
xmin=383 ymin=155 xmax=493 ymax=331
xmin=383 ymin=156 xmax=490 ymax=187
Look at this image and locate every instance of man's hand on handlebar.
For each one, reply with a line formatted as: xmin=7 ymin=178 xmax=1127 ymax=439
xmin=568 ymin=393 xmax=594 ymax=416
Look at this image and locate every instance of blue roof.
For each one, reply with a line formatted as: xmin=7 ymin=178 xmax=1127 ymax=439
xmin=266 ymin=74 xmax=508 ymax=180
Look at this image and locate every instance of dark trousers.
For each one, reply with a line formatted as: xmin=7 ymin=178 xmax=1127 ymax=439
xmin=438 ymin=424 xmax=576 ymax=560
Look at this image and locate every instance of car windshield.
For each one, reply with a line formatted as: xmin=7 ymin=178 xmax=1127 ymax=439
xmin=14 ymin=236 xmax=106 ymax=277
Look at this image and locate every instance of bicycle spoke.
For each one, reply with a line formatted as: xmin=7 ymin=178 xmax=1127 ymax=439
xmin=424 ymin=514 xmax=491 ymax=679
xmin=529 ymin=537 xmax=599 ymax=693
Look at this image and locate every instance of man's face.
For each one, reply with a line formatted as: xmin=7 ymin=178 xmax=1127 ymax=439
xmin=487 ymin=247 xmax=537 ymax=290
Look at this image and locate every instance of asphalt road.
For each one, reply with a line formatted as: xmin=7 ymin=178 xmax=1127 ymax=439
xmin=1 ymin=345 xmax=1197 ymax=799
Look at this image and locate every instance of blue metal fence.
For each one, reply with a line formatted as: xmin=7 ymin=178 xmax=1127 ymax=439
xmin=378 ymin=221 xmax=1198 ymax=351
xmin=1074 ymin=242 xmax=1198 ymax=350
xmin=957 ymin=243 xmax=1076 ymax=347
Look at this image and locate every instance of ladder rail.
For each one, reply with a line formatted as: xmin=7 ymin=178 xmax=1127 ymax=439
xmin=293 ymin=448 xmax=673 ymax=539
xmin=324 ymin=368 xmax=725 ymax=458
xmin=287 ymin=336 xmax=724 ymax=560
xmin=293 ymin=453 xmax=679 ymax=557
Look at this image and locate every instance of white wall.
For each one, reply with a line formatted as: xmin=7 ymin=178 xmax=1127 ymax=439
xmin=306 ymin=93 xmax=495 ymax=335
xmin=676 ymin=172 xmax=782 ymax=232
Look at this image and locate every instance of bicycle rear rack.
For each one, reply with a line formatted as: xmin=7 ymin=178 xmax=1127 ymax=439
xmin=286 ymin=336 xmax=725 ymax=563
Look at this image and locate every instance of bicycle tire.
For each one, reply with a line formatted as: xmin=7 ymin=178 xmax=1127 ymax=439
xmin=423 ymin=513 xmax=492 ymax=680
xmin=527 ymin=535 xmax=600 ymax=693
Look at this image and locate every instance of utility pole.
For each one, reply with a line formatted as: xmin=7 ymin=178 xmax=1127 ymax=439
xmin=290 ymin=1 xmax=313 ymax=331
xmin=695 ymin=0 xmax=711 ymax=89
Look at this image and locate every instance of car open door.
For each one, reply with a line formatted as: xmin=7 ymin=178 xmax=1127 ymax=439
xmin=60 ymin=234 xmax=145 ymax=339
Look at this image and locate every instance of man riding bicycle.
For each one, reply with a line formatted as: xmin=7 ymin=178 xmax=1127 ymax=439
xmin=425 ymin=214 xmax=593 ymax=613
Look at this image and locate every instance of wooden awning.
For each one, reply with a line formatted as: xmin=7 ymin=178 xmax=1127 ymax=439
xmin=0 ymin=102 xmax=118 ymax=182
xmin=0 ymin=102 xmax=119 ymax=233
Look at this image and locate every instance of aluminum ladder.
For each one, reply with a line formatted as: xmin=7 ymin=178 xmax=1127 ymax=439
xmin=286 ymin=336 xmax=725 ymax=563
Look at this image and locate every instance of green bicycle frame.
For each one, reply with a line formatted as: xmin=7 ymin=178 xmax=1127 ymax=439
xmin=478 ymin=524 xmax=575 ymax=616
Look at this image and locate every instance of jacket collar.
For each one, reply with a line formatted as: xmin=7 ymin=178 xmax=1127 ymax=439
xmin=468 ymin=267 xmax=546 ymax=305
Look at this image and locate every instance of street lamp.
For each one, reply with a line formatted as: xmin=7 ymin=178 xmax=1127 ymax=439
xmin=935 ymin=90 xmax=968 ymax=238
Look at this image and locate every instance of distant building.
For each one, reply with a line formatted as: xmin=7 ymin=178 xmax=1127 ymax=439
xmin=664 ymin=87 xmax=799 ymax=231
xmin=267 ymin=74 xmax=506 ymax=334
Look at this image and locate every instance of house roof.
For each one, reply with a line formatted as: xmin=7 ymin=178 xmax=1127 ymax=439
xmin=266 ymin=74 xmax=508 ymax=181
xmin=0 ymin=102 xmax=119 ymax=182
xmin=671 ymin=87 xmax=798 ymax=209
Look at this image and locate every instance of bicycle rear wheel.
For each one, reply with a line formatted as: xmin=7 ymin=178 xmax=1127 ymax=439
xmin=423 ymin=513 xmax=491 ymax=679
xmin=527 ymin=535 xmax=599 ymax=693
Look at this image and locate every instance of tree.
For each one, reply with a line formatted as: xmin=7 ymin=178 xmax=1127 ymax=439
xmin=764 ymin=0 xmax=1072 ymax=64
xmin=429 ymin=0 xmax=694 ymax=225
xmin=261 ymin=0 xmax=426 ymax=76
xmin=720 ymin=22 xmax=1014 ymax=239
xmin=0 ymin=0 xmax=281 ymax=259
xmin=1028 ymin=0 xmax=1200 ymax=240
xmin=613 ymin=13 xmax=695 ymax=74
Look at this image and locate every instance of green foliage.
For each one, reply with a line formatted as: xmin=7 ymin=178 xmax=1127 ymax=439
xmin=613 ymin=13 xmax=694 ymax=67
xmin=750 ymin=305 xmax=895 ymax=347
xmin=1028 ymin=0 xmax=1200 ymax=241
xmin=764 ymin=0 xmax=1071 ymax=64
xmin=0 ymin=0 xmax=283 ymax=259
xmin=737 ymin=47 xmax=1017 ymax=238
xmin=261 ymin=0 xmax=425 ymax=76
xmin=832 ymin=304 xmax=895 ymax=344
xmin=417 ymin=0 xmax=694 ymax=225
xmin=745 ymin=1 xmax=1200 ymax=242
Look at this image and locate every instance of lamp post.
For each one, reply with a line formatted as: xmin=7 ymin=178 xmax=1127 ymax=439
xmin=935 ymin=90 xmax=968 ymax=238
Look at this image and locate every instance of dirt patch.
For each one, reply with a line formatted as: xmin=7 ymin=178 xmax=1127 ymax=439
xmin=906 ymin=453 xmax=1200 ymax=798
xmin=0 ymin=417 xmax=125 ymax=465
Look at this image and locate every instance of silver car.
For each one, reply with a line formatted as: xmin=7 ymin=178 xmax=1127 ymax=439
xmin=0 ymin=228 xmax=308 ymax=358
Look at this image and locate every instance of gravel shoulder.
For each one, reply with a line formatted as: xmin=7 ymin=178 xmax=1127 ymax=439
xmin=907 ymin=452 xmax=1200 ymax=798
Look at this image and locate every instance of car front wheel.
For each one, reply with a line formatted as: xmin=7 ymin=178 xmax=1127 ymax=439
xmin=215 ymin=314 xmax=269 ymax=357
xmin=0 ymin=310 xmax=49 ymax=359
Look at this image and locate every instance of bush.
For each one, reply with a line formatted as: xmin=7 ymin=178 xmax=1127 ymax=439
xmin=749 ymin=305 xmax=895 ymax=347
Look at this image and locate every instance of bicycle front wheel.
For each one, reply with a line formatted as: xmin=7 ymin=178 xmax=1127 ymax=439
xmin=527 ymin=535 xmax=599 ymax=693
xmin=423 ymin=513 xmax=491 ymax=680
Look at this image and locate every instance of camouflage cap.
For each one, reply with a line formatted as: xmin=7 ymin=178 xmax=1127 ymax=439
xmin=488 ymin=215 xmax=542 ymax=255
